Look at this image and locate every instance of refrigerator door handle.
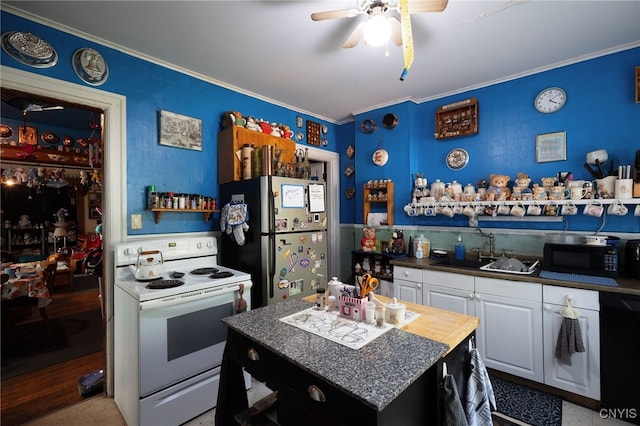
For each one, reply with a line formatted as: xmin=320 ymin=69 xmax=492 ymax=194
xmin=268 ymin=234 xmax=275 ymax=299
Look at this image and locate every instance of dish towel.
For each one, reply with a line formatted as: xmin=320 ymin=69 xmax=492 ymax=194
xmin=443 ymin=374 xmax=469 ymax=426
xmin=465 ymin=348 xmax=496 ymax=426
xmin=555 ymin=317 xmax=585 ymax=365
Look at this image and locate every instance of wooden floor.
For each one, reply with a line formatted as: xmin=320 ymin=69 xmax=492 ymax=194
xmin=1 ymin=288 xmax=105 ymax=426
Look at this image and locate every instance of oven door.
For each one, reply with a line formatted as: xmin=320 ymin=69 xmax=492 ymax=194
xmin=138 ymin=288 xmax=236 ymax=396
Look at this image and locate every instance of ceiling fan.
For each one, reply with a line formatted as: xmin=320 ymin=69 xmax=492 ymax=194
xmin=311 ymin=0 xmax=448 ymax=48
xmin=5 ymin=96 xmax=64 ymax=114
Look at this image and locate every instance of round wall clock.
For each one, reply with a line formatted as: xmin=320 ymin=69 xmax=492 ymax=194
xmin=73 ymin=48 xmax=109 ymax=85
xmin=534 ymin=87 xmax=567 ymax=113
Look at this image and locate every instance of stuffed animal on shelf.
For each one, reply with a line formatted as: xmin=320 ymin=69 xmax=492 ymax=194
xmin=486 ymin=173 xmax=511 ymax=201
xmin=360 ymin=227 xmax=376 ymax=252
xmin=388 ymin=230 xmax=406 ymax=255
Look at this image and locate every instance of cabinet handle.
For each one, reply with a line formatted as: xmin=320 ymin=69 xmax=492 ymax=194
xmin=308 ymin=385 xmax=326 ymax=402
xmin=475 ymin=293 xmax=481 ymax=300
xmin=468 ymin=292 xmax=474 ymax=299
xmin=544 ymin=304 xmax=552 ymax=311
xmin=417 ymin=283 xmax=422 ymax=289
xmin=404 ymin=271 xmax=409 ymax=277
xmin=247 ymin=348 xmax=260 ymax=361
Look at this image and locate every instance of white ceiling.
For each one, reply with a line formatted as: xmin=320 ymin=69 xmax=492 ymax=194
xmin=3 ymin=1 xmax=640 ymax=123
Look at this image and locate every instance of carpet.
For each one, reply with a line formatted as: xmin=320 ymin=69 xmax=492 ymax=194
xmin=491 ymin=375 xmax=562 ymax=426
xmin=1 ymin=309 xmax=103 ymax=380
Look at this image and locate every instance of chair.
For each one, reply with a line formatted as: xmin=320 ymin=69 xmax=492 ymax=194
xmin=1 ymin=266 xmax=53 ymax=337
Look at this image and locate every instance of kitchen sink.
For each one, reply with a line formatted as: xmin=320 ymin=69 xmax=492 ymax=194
xmin=479 ymin=258 xmax=540 ymax=275
xmin=431 ymin=256 xmax=540 ymax=275
xmin=430 ymin=257 xmax=491 ymax=270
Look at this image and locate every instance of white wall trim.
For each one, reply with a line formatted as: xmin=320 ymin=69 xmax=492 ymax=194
xmin=298 ymin=144 xmax=340 ymax=280
xmin=1 ymin=65 xmax=126 ymax=396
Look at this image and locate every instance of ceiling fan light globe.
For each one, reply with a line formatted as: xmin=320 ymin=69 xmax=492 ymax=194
xmin=364 ymin=15 xmax=391 ymax=47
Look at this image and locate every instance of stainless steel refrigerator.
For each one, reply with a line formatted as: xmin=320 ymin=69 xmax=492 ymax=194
xmin=219 ymin=176 xmax=328 ymax=307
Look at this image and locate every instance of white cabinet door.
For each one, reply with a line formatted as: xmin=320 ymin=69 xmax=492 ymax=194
xmin=423 ymin=270 xmax=475 ymax=315
xmin=543 ymin=287 xmax=600 ymax=399
xmin=424 ymin=284 xmax=475 ymax=316
xmin=394 ymin=278 xmax=422 ymax=305
xmin=393 ymin=266 xmax=423 ymax=305
xmin=475 ymin=278 xmax=543 ymax=383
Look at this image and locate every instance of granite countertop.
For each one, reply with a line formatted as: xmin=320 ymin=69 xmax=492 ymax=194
xmin=222 ymin=298 xmax=449 ymax=412
xmin=391 ymin=256 xmax=640 ymax=296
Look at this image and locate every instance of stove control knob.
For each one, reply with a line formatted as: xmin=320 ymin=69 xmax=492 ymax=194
xmin=123 ymin=248 xmax=130 ymax=256
xmin=207 ymin=241 xmax=213 ymax=248
xmin=196 ymin=242 xmax=203 ymax=249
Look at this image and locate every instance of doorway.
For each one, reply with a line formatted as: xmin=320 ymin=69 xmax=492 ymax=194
xmin=1 ymin=66 xmax=127 ymax=406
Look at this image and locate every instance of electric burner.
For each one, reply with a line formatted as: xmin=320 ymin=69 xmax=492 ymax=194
xmin=210 ymin=271 xmax=234 ymax=279
xmin=190 ymin=267 xmax=219 ymax=275
xmin=146 ymin=279 xmax=185 ymax=289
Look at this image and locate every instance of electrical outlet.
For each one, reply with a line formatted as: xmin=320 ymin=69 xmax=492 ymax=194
xmin=131 ymin=214 xmax=142 ymax=230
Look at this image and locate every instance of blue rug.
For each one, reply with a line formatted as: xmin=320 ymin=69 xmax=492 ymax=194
xmin=491 ymin=375 xmax=562 ymax=426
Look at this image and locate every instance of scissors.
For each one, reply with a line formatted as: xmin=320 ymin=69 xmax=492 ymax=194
xmin=357 ymin=273 xmax=379 ymax=299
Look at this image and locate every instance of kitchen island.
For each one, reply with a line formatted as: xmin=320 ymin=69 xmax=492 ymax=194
xmin=215 ymin=296 xmax=479 ymax=425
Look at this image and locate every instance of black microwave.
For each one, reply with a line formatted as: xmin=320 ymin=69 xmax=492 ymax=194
xmin=542 ymin=243 xmax=618 ymax=277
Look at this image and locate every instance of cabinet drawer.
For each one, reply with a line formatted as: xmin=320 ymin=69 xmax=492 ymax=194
xmin=543 ymin=285 xmax=599 ymax=310
xmin=423 ymin=270 xmax=474 ymax=292
xmin=475 ymin=277 xmax=541 ymax=301
xmin=393 ymin=266 xmax=422 ymax=283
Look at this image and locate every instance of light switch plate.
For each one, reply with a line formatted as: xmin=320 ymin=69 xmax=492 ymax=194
xmin=131 ymin=214 xmax=142 ymax=230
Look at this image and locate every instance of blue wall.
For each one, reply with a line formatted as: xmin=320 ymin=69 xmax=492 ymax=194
xmin=2 ymin=11 xmax=638 ymax=235
xmin=345 ymin=48 xmax=640 ymax=233
xmin=1 ymin=11 xmax=337 ymax=235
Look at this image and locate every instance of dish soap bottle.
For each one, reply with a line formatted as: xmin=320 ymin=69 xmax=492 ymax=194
xmin=455 ymin=234 xmax=465 ymax=260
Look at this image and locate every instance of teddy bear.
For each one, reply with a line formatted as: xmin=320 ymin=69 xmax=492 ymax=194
xmin=486 ymin=173 xmax=511 ymax=201
xmin=511 ymin=172 xmax=532 ymax=201
xmin=360 ymin=227 xmax=376 ymax=252
xmin=388 ymin=230 xmax=406 ymax=255
xmin=540 ymin=176 xmax=556 ymax=188
xmin=245 ymin=116 xmax=261 ymax=132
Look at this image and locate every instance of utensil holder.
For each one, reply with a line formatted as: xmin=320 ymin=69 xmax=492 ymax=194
xmin=338 ymin=296 xmax=368 ymax=322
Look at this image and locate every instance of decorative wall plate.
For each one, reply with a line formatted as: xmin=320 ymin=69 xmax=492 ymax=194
xmin=1 ymin=31 xmax=58 ymax=68
xmin=345 ymin=187 xmax=355 ymax=199
xmin=41 ymin=132 xmax=60 ymax=145
xmin=72 ymin=47 xmax=109 ymax=85
xmin=63 ymin=135 xmax=74 ymax=146
xmin=372 ymin=149 xmax=389 ymax=166
xmin=19 ymin=125 xmax=38 ymax=145
xmin=446 ymin=148 xmax=469 ymax=170
xmin=360 ymin=119 xmax=376 ymax=134
xmin=0 ymin=124 xmax=13 ymax=138
xmin=382 ymin=113 xmax=398 ymax=129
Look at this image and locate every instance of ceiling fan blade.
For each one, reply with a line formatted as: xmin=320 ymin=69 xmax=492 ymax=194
xmin=408 ymin=0 xmax=449 ymax=13
xmin=25 ymin=104 xmax=64 ymax=112
xmin=311 ymin=8 xmax=359 ymax=21
xmin=389 ymin=17 xmax=402 ymax=46
xmin=342 ymin=22 xmax=366 ymax=48
xmin=400 ymin=0 xmax=415 ymax=79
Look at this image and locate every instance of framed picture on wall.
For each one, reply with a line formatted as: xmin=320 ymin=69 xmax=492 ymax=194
xmin=158 ymin=110 xmax=202 ymax=151
xmin=88 ymin=191 xmax=102 ymax=219
xmin=536 ymin=131 xmax=566 ymax=163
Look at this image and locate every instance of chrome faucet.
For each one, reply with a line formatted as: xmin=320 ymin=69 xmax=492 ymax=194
xmin=473 ymin=228 xmax=496 ymax=260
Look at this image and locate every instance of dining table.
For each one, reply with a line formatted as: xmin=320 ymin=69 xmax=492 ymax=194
xmin=1 ymin=270 xmax=52 ymax=308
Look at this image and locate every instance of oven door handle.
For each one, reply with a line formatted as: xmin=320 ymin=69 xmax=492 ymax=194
xmin=138 ymin=284 xmax=244 ymax=311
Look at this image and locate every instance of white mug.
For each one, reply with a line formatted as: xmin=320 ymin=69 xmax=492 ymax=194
xmin=607 ymin=201 xmax=628 ymax=216
xmin=561 ymin=202 xmax=578 ymax=215
xmin=635 ymin=204 xmax=640 ymax=217
xmin=497 ymin=203 xmax=511 ymax=215
xmin=614 ymin=179 xmax=633 ymax=199
xmin=527 ymin=203 xmax=542 ymax=216
xmin=510 ymin=202 xmax=526 ymax=217
xmin=584 ymin=201 xmax=604 ymax=217
xmin=463 ymin=204 xmax=476 ymax=218
xmin=595 ymin=176 xmax=616 ymax=199
xmin=570 ymin=187 xmax=588 ymax=200
xmin=441 ymin=205 xmax=455 ymax=217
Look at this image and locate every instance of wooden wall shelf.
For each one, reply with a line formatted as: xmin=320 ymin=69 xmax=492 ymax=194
xmin=150 ymin=208 xmax=218 ymax=224
xmin=435 ymin=98 xmax=478 ymax=140
xmin=217 ymin=125 xmax=296 ymax=184
xmin=364 ymin=182 xmax=394 ymax=226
